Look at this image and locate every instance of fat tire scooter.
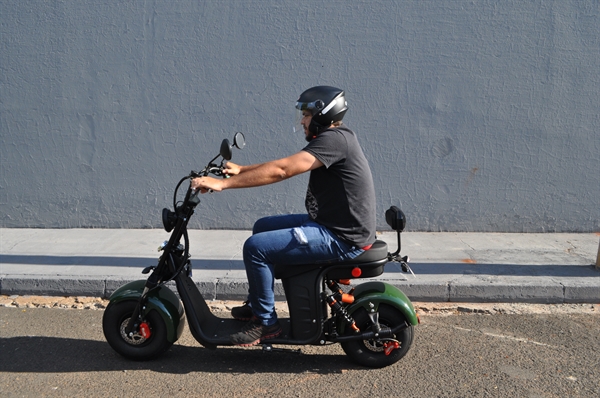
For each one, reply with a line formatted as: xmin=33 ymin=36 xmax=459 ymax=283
xmin=102 ymin=133 xmax=419 ymax=368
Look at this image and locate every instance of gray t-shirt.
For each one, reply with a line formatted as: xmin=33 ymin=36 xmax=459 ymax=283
xmin=302 ymin=125 xmax=376 ymax=248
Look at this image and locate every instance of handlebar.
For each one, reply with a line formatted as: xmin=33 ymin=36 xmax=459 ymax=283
xmin=162 ymin=133 xmax=244 ymax=233
xmin=170 ymin=133 xmax=244 ymax=212
xmin=189 ymin=163 xmax=228 ymax=195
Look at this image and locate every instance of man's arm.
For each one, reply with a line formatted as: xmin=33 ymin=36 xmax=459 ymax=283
xmin=222 ymin=161 xmax=262 ymax=176
xmin=191 ymin=151 xmax=323 ymax=193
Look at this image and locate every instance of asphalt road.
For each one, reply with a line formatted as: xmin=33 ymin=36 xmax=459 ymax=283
xmin=0 ymin=307 xmax=598 ymax=397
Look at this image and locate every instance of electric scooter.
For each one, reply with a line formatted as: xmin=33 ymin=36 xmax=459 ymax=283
xmin=102 ymin=133 xmax=419 ymax=368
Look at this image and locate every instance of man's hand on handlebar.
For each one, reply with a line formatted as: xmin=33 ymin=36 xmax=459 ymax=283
xmin=223 ymin=161 xmax=241 ymax=176
xmin=190 ymin=176 xmax=224 ymax=194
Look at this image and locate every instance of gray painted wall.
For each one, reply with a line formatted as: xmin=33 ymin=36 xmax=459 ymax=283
xmin=1 ymin=0 xmax=598 ymax=232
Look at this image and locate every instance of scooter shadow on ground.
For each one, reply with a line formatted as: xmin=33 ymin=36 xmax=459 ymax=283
xmin=2 ymin=254 xmax=595 ymax=277
xmin=0 ymin=336 xmax=368 ymax=374
xmin=410 ymin=262 xmax=599 ymax=277
xmin=0 ymin=255 xmax=245 ymax=270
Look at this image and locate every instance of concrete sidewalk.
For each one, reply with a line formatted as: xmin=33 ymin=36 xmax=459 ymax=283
xmin=1 ymin=229 xmax=598 ymax=303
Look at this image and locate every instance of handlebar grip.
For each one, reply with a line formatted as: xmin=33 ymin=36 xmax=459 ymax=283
xmin=192 ymin=187 xmax=214 ymax=194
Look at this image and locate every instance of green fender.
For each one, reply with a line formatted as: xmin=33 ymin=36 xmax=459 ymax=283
xmin=108 ymin=280 xmax=185 ymax=343
xmin=344 ymin=281 xmax=419 ymax=327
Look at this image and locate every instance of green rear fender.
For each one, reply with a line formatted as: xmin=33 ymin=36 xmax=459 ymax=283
xmin=108 ymin=280 xmax=185 ymax=343
xmin=347 ymin=281 xmax=419 ymax=326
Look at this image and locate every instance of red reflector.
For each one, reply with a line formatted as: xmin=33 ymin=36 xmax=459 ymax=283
xmin=351 ymin=267 xmax=362 ymax=278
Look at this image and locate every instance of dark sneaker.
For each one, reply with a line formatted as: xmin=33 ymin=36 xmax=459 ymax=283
xmin=230 ymin=317 xmax=282 ymax=347
xmin=231 ymin=301 xmax=253 ymax=321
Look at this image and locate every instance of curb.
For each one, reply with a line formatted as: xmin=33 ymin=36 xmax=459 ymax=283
xmin=1 ymin=275 xmax=598 ymax=304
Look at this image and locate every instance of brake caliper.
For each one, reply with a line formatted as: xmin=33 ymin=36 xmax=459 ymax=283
xmin=383 ymin=341 xmax=400 ymax=356
xmin=139 ymin=322 xmax=151 ymax=339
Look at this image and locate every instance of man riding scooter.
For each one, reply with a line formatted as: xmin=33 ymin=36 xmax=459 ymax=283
xmin=191 ymin=86 xmax=377 ymax=346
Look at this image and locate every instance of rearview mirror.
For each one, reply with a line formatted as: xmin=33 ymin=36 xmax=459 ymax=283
xmin=220 ymin=139 xmax=233 ymax=160
xmin=233 ymin=132 xmax=245 ymax=149
xmin=220 ymin=133 xmax=245 ymax=161
xmin=385 ymin=206 xmax=406 ymax=232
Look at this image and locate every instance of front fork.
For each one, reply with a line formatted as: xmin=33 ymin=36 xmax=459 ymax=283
xmin=124 ymin=239 xmax=186 ymax=336
xmin=123 ymin=258 xmax=164 ymax=335
xmin=108 ymin=278 xmax=185 ymax=344
xmin=124 ymin=287 xmax=151 ymax=337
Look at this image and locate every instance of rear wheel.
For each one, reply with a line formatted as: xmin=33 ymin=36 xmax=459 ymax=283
xmin=103 ymin=300 xmax=172 ymax=360
xmin=341 ymin=304 xmax=414 ymax=368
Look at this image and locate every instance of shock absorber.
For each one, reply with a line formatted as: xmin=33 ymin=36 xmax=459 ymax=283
xmin=325 ymin=280 xmax=359 ymax=332
xmin=327 ymin=280 xmax=355 ymax=304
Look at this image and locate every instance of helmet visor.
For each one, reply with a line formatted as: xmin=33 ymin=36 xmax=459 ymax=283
xmin=293 ymin=108 xmax=307 ymax=135
xmin=295 ymin=100 xmax=324 ymax=113
xmin=295 ymin=100 xmax=324 ymax=135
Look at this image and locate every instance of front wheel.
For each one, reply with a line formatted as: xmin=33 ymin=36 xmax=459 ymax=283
xmin=103 ymin=300 xmax=172 ymax=360
xmin=341 ymin=304 xmax=414 ymax=368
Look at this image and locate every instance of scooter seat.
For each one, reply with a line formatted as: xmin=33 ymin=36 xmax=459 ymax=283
xmin=273 ymin=239 xmax=389 ymax=280
xmin=335 ymin=239 xmax=388 ymax=265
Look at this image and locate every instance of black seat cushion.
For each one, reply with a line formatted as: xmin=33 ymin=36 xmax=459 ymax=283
xmin=329 ymin=240 xmax=388 ymax=265
xmin=273 ymin=240 xmax=388 ymax=280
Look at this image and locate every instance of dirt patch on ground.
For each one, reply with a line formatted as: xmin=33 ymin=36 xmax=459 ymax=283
xmin=0 ymin=295 xmax=110 ymax=310
xmin=1 ymin=295 xmax=597 ymax=315
xmin=413 ymin=302 xmax=599 ymax=316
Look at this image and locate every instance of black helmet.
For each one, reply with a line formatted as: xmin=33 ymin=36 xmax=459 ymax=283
xmin=296 ymin=86 xmax=348 ymax=136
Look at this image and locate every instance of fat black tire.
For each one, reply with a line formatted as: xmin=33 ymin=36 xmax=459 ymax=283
xmin=341 ymin=304 xmax=414 ymax=368
xmin=103 ymin=300 xmax=172 ymax=360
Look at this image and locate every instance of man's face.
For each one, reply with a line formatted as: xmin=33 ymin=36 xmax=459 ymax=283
xmin=300 ymin=111 xmax=312 ymax=139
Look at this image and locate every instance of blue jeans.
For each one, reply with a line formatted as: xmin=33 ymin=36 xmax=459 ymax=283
xmin=243 ymin=214 xmax=364 ymax=326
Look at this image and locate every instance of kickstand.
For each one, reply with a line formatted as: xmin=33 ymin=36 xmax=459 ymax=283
xmin=261 ymin=343 xmax=302 ymax=354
